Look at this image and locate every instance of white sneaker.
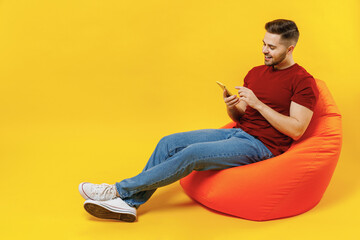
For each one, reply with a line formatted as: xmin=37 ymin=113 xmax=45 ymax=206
xmin=79 ymin=182 xmax=117 ymax=201
xmin=84 ymin=198 xmax=137 ymax=222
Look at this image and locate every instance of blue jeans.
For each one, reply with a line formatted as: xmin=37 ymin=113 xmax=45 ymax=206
xmin=115 ymin=128 xmax=274 ymax=208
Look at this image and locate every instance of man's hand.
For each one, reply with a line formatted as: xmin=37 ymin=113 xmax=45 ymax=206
xmin=235 ymin=86 xmax=261 ymax=109
xmin=223 ymin=89 xmax=247 ymax=123
xmin=223 ymin=89 xmax=240 ymax=109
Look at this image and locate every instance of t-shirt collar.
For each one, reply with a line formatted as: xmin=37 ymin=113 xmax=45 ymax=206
xmin=270 ymin=63 xmax=298 ymax=72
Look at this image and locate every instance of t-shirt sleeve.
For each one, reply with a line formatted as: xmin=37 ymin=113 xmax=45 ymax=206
xmin=243 ymin=74 xmax=249 ymax=87
xmin=290 ymin=76 xmax=319 ymax=111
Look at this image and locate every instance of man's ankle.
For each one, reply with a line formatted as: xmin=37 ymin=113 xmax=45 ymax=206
xmin=115 ymin=186 xmax=121 ymax=197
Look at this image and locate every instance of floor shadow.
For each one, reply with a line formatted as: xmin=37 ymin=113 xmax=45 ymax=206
xmin=85 ymin=215 xmax=131 ymax=223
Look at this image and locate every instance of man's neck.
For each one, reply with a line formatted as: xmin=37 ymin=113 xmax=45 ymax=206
xmin=273 ymin=58 xmax=295 ymax=70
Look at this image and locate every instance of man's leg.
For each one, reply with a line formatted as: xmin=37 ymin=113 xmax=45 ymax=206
xmin=116 ymin=128 xmax=273 ymax=208
xmin=79 ymin=129 xmax=239 ymax=201
xmin=115 ymin=128 xmax=239 ymax=208
xmin=141 ymin=128 xmax=242 ymax=172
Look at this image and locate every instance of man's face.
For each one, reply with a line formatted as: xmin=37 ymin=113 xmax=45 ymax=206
xmin=262 ymin=32 xmax=292 ymax=67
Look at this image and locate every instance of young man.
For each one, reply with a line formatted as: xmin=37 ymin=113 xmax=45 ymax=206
xmin=78 ymin=19 xmax=319 ymax=222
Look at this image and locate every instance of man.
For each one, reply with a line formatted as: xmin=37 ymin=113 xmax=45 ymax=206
xmin=78 ymin=19 xmax=319 ymax=222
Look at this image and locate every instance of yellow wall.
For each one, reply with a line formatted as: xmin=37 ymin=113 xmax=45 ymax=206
xmin=0 ymin=0 xmax=359 ymax=239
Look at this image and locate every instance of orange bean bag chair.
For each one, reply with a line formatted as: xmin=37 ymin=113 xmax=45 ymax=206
xmin=180 ymin=79 xmax=342 ymax=221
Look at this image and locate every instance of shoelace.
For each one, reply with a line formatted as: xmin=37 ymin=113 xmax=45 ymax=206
xmin=93 ymin=183 xmax=116 ymax=200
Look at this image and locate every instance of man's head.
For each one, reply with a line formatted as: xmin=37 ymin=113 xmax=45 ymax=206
xmin=262 ymin=19 xmax=299 ymax=68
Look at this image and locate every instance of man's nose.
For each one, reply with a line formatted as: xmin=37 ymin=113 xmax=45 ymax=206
xmin=262 ymin=46 xmax=269 ymax=54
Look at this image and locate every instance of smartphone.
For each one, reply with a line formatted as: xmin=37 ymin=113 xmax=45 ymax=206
xmin=216 ymin=81 xmax=233 ymax=97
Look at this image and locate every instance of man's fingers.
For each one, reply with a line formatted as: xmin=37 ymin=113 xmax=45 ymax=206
xmin=236 ymin=86 xmax=250 ymax=94
xmin=228 ymin=99 xmax=240 ymax=108
xmin=223 ymin=90 xmax=233 ymax=98
xmin=224 ymin=94 xmax=240 ymax=107
xmin=228 ymin=97 xmax=239 ymax=105
xmin=235 ymin=86 xmax=247 ymax=91
xmin=225 ymin=96 xmax=236 ymax=103
xmin=224 ymin=93 xmax=236 ymax=100
xmin=237 ymin=89 xmax=245 ymax=95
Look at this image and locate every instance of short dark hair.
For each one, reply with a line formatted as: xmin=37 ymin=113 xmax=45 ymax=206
xmin=265 ymin=19 xmax=299 ymax=47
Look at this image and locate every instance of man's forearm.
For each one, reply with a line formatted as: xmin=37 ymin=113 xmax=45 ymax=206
xmin=255 ymin=101 xmax=312 ymax=140
xmin=227 ymin=105 xmax=245 ymax=123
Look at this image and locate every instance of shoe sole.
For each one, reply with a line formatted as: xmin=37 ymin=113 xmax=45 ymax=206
xmin=84 ymin=202 xmax=136 ymax=222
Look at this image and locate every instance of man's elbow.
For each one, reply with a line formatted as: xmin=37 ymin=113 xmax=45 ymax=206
xmin=292 ymin=134 xmax=302 ymax=141
xmin=291 ymin=128 xmax=305 ymax=141
xmin=289 ymin=117 xmax=311 ymax=141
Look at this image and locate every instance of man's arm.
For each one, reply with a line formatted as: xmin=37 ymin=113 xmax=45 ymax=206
xmin=256 ymin=101 xmax=313 ymax=140
xmin=236 ymin=87 xmax=313 ymax=140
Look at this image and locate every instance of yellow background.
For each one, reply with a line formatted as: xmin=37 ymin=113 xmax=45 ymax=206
xmin=1 ymin=0 xmax=359 ymax=239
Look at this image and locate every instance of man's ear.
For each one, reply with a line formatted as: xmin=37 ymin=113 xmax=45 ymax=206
xmin=287 ymin=45 xmax=295 ymax=54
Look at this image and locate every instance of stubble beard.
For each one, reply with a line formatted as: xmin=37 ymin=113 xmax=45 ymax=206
xmin=264 ymin=51 xmax=287 ymax=67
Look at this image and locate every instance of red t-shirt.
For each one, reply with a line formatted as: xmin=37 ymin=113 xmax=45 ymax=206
xmin=235 ymin=63 xmax=319 ymax=156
